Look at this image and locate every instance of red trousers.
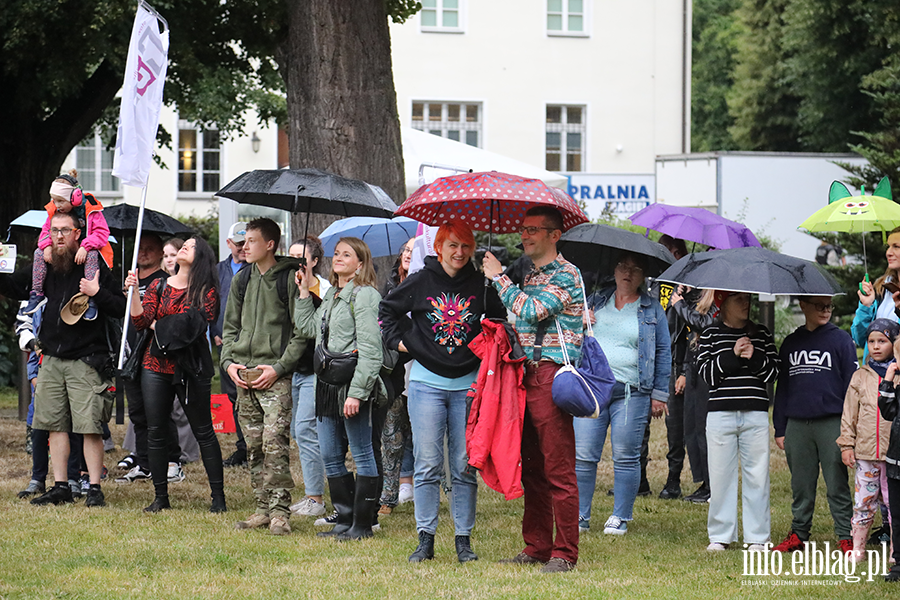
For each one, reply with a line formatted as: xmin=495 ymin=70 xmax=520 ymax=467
xmin=520 ymin=361 xmax=579 ymax=563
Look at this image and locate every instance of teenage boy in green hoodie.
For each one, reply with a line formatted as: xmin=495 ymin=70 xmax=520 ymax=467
xmin=221 ymin=217 xmax=306 ymax=535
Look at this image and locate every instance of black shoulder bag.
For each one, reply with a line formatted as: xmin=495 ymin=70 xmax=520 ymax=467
xmin=313 ymin=291 xmax=358 ymax=386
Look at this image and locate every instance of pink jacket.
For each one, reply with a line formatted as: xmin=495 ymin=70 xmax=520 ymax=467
xmin=466 ymin=319 xmax=526 ymax=500
xmin=38 ymin=195 xmax=113 ymax=267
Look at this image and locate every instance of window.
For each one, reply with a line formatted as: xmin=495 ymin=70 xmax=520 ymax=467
xmin=546 ymin=105 xmax=585 ymax=172
xmin=420 ymin=0 xmax=463 ymax=33
xmin=75 ymin=131 xmax=119 ymax=194
xmin=547 ymin=0 xmax=587 ymax=36
xmin=178 ymin=122 xmax=221 ymax=194
xmin=411 ymin=101 xmax=481 ymax=147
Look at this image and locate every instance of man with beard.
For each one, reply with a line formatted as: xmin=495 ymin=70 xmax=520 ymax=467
xmin=115 ymin=233 xmax=182 ymax=483
xmin=30 ymin=212 xmax=126 ymax=507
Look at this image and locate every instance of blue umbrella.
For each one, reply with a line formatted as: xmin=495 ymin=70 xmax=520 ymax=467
xmin=8 ymin=209 xmax=118 ymax=243
xmin=319 ymin=216 xmax=419 ymax=258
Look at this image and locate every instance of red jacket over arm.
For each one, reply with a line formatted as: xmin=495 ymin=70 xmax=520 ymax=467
xmin=466 ymin=319 xmax=527 ymax=500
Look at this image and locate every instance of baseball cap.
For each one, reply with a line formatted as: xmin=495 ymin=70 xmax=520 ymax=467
xmin=60 ymin=293 xmax=90 ymax=325
xmin=227 ymin=222 xmax=247 ymax=243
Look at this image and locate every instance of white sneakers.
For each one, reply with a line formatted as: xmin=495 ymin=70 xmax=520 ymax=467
xmin=115 ymin=465 xmax=150 ymax=483
xmin=398 ymin=483 xmax=414 ymax=505
xmin=167 ymin=462 xmax=185 ymax=483
xmin=603 ymin=515 xmax=627 ymax=535
xmin=707 ymin=542 xmax=728 ymax=552
xmin=290 ymin=496 xmax=326 ymax=517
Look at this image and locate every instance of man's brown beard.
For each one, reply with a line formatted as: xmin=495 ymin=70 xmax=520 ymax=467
xmin=49 ymin=244 xmax=76 ymax=275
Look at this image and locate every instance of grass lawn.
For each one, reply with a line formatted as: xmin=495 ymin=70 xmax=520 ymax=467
xmin=0 ymin=387 xmax=895 ymax=599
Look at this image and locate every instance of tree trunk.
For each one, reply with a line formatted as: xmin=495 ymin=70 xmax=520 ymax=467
xmin=1 ymin=60 xmax=121 ymax=248
xmin=278 ymin=0 xmax=405 ymax=289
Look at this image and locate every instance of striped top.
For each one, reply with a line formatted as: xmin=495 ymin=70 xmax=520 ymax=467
xmin=493 ymin=254 xmax=583 ymax=365
xmin=697 ymin=322 xmax=779 ymax=412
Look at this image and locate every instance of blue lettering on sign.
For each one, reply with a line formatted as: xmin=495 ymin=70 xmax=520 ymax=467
xmin=567 ymin=183 xmax=652 ymax=200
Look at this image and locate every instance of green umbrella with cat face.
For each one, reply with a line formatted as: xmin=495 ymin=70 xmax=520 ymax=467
xmin=798 ymin=176 xmax=898 ymax=276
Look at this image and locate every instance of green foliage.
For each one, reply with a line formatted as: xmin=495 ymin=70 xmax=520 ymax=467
xmin=727 ymin=0 xmax=804 ymax=150
xmin=840 ymin=60 xmax=900 ymax=194
xmin=726 ymin=0 xmax=899 ymax=153
xmin=474 ymin=232 xmax=522 ymax=265
xmin=177 ymin=204 xmax=220 ymax=254
xmin=0 ymin=298 xmax=19 ymax=388
xmin=691 ymin=0 xmax=742 ymax=152
xmin=386 ymin=0 xmax=422 ymax=23
xmin=830 ymin=20 xmax=900 ymax=331
xmin=780 ymin=0 xmax=890 ymax=152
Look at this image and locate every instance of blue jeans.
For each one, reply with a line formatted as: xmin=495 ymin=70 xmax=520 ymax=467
xmin=574 ymin=382 xmax=650 ymax=524
xmin=407 ymin=381 xmax=477 ymax=536
xmin=706 ymin=410 xmax=770 ymax=544
xmin=316 ymin=401 xmax=378 ymax=478
xmin=291 ymin=372 xmax=325 ymax=496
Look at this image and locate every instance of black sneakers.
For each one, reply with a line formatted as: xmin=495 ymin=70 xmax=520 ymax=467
xmin=683 ymin=483 xmax=711 ymax=503
xmin=85 ymin=488 xmax=106 ymax=508
xmin=31 ymin=485 xmax=74 ymax=506
xmin=223 ymin=448 xmax=248 ymax=468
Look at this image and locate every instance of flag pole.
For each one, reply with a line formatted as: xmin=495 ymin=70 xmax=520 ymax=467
xmin=117 ymin=185 xmax=148 ymax=369
xmin=111 ymin=1 xmax=168 ymax=368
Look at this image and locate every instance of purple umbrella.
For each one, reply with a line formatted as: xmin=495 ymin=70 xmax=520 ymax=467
xmin=629 ymin=203 xmax=761 ymax=249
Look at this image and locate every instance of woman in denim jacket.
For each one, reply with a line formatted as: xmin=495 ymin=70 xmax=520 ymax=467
xmin=576 ymin=252 xmax=671 ymax=535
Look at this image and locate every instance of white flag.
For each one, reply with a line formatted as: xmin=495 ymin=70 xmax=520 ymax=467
xmin=112 ymin=1 xmax=169 ymax=188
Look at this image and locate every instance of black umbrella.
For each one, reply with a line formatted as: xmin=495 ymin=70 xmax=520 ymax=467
xmin=103 ymin=203 xmax=194 ymax=237
xmin=216 ymin=169 xmax=397 ymax=218
xmin=656 ymin=247 xmax=843 ymax=296
xmin=559 ymin=223 xmax=676 ymax=280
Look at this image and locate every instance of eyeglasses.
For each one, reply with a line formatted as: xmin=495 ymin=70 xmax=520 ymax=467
xmin=518 ymin=226 xmax=555 ymax=236
xmin=401 ymin=247 xmax=412 ymax=255
xmin=50 ymin=227 xmax=76 ymax=237
xmin=615 ymin=263 xmax=644 ymax=275
xmin=808 ymin=302 xmax=834 ymax=313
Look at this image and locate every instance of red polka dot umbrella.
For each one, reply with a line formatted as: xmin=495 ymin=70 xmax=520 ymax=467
xmin=395 ymin=171 xmax=588 ymax=234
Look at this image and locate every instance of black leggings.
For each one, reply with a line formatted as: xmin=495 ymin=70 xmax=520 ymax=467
xmin=141 ymin=369 xmax=224 ymax=500
xmin=31 ymin=429 xmax=82 ymax=482
xmin=888 ymin=477 xmax=900 ymax=566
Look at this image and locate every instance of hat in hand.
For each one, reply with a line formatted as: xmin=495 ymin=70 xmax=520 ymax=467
xmin=60 ymin=293 xmax=90 ymax=325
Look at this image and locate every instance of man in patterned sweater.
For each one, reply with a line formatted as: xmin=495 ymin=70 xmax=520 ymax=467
xmin=483 ymin=206 xmax=584 ymax=573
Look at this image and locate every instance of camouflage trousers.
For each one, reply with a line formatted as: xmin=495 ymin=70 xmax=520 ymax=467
xmin=237 ymin=377 xmax=294 ymax=518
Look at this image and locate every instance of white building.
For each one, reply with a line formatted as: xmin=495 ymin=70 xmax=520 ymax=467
xmin=655 ymin=152 xmax=868 ymax=260
xmin=62 ymin=0 xmax=691 ymax=254
xmin=390 ymin=0 xmax=691 ymax=219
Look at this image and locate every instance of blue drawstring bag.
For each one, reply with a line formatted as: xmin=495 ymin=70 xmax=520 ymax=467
xmin=551 ymin=316 xmax=615 ymax=419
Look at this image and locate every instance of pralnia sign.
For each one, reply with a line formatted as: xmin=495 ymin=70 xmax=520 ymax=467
xmin=741 ymin=542 xmax=891 ymax=584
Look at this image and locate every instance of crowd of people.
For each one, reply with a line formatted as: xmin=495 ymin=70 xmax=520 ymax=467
xmin=12 ymin=171 xmax=900 ymax=579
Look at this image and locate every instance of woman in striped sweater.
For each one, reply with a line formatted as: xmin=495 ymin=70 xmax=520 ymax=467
xmin=697 ymin=291 xmax=779 ymax=552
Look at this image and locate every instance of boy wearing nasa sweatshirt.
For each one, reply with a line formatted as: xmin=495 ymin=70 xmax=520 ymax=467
xmin=772 ymin=296 xmax=858 ymax=554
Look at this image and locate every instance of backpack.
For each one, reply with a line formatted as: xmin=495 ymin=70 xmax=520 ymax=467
xmin=232 ymin=261 xmax=297 ymax=356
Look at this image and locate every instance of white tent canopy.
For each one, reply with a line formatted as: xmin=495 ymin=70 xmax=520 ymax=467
xmin=401 ymin=126 xmax=568 ymax=197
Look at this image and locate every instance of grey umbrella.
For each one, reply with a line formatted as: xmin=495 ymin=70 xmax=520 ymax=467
xmin=559 ymin=223 xmax=676 ymax=280
xmin=216 ymin=169 xmax=397 ymax=217
xmin=103 ymin=203 xmax=194 ymax=237
xmin=216 ymin=169 xmax=398 ymax=255
xmin=656 ymin=247 xmax=843 ymax=296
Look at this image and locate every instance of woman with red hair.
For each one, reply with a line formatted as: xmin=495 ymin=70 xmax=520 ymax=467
xmin=380 ymin=220 xmax=506 ymax=563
